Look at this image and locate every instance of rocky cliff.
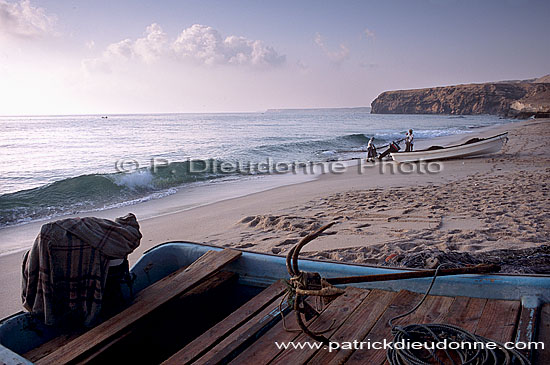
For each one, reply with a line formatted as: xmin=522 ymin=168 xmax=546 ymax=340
xmin=371 ymin=76 xmax=550 ymax=118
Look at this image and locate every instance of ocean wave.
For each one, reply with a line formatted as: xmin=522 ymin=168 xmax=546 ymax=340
xmin=0 ymin=174 xmax=122 ymax=228
xmin=371 ymin=128 xmax=470 ymax=142
xmin=113 ymin=170 xmax=154 ymax=190
xmin=340 ymin=133 xmax=371 ymax=143
xmin=0 ymin=160 xmax=244 ymax=228
xmin=0 ymin=132 xmax=372 ymax=227
xmin=247 ymin=133 xmax=371 ymax=158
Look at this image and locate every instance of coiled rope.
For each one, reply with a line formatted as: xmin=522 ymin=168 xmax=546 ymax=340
xmin=386 ymin=265 xmax=530 ymax=365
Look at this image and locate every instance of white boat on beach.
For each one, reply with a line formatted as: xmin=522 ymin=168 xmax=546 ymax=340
xmin=391 ymin=132 xmax=508 ymax=163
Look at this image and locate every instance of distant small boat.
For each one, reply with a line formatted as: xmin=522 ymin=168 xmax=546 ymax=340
xmin=391 ymin=132 xmax=508 ymax=163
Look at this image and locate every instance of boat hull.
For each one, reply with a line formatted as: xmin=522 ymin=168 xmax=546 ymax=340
xmin=131 ymin=242 xmax=549 ymax=301
xmin=0 ymin=241 xmax=548 ymax=363
xmin=391 ymin=132 xmax=508 ymax=163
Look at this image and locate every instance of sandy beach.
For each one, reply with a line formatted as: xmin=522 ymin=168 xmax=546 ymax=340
xmin=1 ymin=118 xmax=548 ymax=319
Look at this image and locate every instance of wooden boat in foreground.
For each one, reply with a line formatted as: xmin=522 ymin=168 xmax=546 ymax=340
xmin=391 ymin=132 xmax=508 ymax=163
xmin=0 ymin=241 xmax=548 ymax=364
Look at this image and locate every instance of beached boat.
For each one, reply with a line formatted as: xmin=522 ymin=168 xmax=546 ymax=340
xmin=0 ymin=240 xmax=548 ymax=364
xmin=391 ymin=132 xmax=509 ymax=163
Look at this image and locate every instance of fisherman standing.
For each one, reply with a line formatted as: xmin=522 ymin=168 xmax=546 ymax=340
xmin=367 ymin=137 xmax=377 ymax=162
xmin=405 ymin=129 xmax=414 ymax=152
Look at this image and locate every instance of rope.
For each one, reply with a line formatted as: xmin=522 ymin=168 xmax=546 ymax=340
xmin=386 ymin=264 xmax=531 ymax=365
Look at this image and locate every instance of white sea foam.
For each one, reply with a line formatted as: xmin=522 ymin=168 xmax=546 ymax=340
xmin=113 ymin=170 xmax=154 ymax=190
xmin=101 ymin=188 xmax=178 ymax=210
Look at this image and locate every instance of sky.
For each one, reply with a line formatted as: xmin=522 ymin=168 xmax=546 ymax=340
xmin=0 ymin=0 xmax=548 ymax=115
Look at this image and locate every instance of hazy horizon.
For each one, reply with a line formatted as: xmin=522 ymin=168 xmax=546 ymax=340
xmin=0 ymin=106 xmax=374 ymax=118
xmin=1 ymin=0 xmax=549 ymax=116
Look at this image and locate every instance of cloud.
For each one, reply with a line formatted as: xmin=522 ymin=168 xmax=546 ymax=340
xmin=314 ymin=32 xmax=349 ymax=65
xmin=83 ymin=23 xmax=167 ymax=72
xmin=0 ymin=0 xmax=56 ymax=39
xmin=134 ymin=23 xmax=168 ymax=63
xmin=83 ymin=23 xmax=285 ymax=73
xmin=364 ymin=28 xmax=375 ymax=40
xmin=82 ymin=39 xmax=131 ymax=73
xmin=172 ymin=24 xmax=285 ymax=67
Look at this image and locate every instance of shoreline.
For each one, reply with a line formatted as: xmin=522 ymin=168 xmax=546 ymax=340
xmin=0 ymin=118 xmax=516 ymax=257
xmin=1 ymin=118 xmax=547 ymax=318
xmin=0 ymin=171 xmax=318 ymax=257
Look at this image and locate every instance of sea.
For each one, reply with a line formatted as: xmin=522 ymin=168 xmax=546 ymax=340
xmin=0 ymin=109 xmax=511 ymax=229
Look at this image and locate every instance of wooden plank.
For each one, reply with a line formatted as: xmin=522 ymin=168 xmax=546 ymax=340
xmin=23 ymin=333 xmax=82 ymax=363
xmin=35 ymin=249 xmax=241 ymax=365
xmin=381 ymin=293 xmax=455 ymax=365
xmin=80 ymin=270 xmax=238 ymax=364
xmin=191 ymin=290 xmax=292 ymax=365
xmin=344 ymin=290 xmax=454 ymax=365
xmin=73 ymin=328 xmax=134 ymax=365
xmin=475 ymin=299 xmax=521 ymax=343
xmin=441 ymin=296 xmax=487 ymax=332
xmin=162 ymin=280 xmax=287 ymax=364
xmin=130 ymin=264 xmax=189 ymax=303
xmin=227 ymin=303 xmax=310 ymax=365
xmin=401 ymin=294 xmax=455 ymax=325
xmin=25 ymin=270 xmax=237 ymax=362
xmin=533 ymin=303 xmax=549 ymax=365
xmin=310 ymin=289 xmax=397 ymax=365
xmin=229 ymin=288 xmax=367 ymax=365
xmin=514 ymin=303 xmax=541 ymax=361
xmin=176 ymin=270 xmax=238 ymax=300
xmin=339 ymin=290 xmax=423 ymax=365
xmin=374 ymin=296 xmax=486 ymax=365
xmin=270 ymin=287 xmax=369 ymax=364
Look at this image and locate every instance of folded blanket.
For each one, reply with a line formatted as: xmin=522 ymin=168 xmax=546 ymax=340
xmin=22 ymin=213 xmax=142 ymax=326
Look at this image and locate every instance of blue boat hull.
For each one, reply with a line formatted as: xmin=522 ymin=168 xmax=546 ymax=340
xmin=1 ymin=241 xmax=549 ymax=364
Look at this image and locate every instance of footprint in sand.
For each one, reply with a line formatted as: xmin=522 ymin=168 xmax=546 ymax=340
xmin=355 ymin=223 xmax=371 ymax=229
xmin=276 ymin=238 xmax=298 ymax=247
xmin=239 ymin=216 xmax=255 ymax=224
xmin=236 ymin=243 xmax=255 ymax=249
